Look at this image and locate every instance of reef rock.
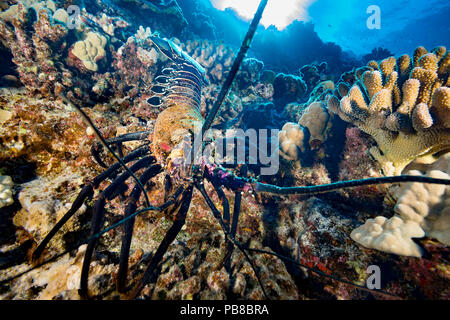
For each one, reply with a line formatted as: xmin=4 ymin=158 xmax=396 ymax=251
xmin=273 ymin=73 xmax=307 ymax=111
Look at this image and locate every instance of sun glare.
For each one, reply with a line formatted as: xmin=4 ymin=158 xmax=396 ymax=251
xmin=211 ymin=0 xmax=315 ymax=30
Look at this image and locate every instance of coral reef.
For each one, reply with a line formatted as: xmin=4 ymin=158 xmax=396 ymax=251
xmin=0 ymin=0 xmax=448 ymax=302
xmin=180 ymin=39 xmax=236 ymax=84
xmin=108 ymin=0 xmax=188 ymax=38
xmin=328 ymin=46 xmax=450 ymax=175
xmin=14 ymin=166 xmax=87 ymax=248
xmin=0 ymin=1 xmax=69 ymax=97
xmin=273 ymin=73 xmax=307 ymax=111
xmin=299 ymin=61 xmax=328 ymax=91
xmin=362 ymin=47 xmax=395 ymax=65
xmin=235 ymin=58 xmax=264 ymax=90
xmin=351 ymin=154 xmax=450 ymax=257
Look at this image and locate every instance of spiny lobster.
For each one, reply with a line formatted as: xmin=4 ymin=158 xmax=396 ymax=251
xmin=4 ymin=0 xmax=450 ymax=300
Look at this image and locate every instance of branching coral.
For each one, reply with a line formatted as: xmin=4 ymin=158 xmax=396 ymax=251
xmin=351 ymin=153 xmax=450 ymax=257
xmin=328 ymin=46 xmax=450 ymax=175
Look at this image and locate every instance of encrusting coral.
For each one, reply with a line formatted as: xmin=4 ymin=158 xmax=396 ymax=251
xmin=351 ymin=153 xmax=450 ymax=257
xmin=327 ymin=46 xmax=450 ymax=175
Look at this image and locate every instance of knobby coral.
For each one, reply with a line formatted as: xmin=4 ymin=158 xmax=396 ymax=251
xmin=328 ymin=46 xmax=450 ymax=175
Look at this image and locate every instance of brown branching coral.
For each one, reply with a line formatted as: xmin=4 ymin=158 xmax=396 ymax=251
xmin=328 ymin=46 xmax=450 ymax=175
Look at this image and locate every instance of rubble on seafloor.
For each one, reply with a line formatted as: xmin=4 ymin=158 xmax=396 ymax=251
xmin=0 ymin=0 xmax=448 ymax=300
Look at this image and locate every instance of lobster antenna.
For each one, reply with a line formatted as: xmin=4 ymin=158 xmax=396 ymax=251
xmin=192 ymin=0 xmax=269 ymax=160
xmin=255 ymin=175 xmax=450 ymax=194
xmin=59 ymin=94 xmax=151 ymax=208
xmin=0 ymin=191 xmax=186 ymax=285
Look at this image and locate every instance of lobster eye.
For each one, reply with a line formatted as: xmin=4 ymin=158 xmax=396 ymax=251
xmin=155 ymin=76 xmax=170 ymax=84
xmin=147 ymin=96 xmax=162 ymax=106
xmin=162 ymin=68 xmax=175 ymax=76
xmin=151 ymin=86 xmax=167 ymax=94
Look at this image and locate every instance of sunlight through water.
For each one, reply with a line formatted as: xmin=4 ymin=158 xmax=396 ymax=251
xmin=210 ymin=0 xmax=316 ymax=30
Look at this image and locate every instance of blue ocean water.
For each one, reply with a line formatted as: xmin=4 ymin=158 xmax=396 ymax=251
xmin=181 ymin=0 xmax=450 ymax=74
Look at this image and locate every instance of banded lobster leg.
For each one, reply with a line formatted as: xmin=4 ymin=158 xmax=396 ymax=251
xmin=116 ymin=164 xmax=163 ymax=293
xmin=32 ymin=145 xmax=152 ymax=262
xmin=222 ymin=166 xmax=247 ymax=268
xmin=79 ymin=156 xmax=155 ymax=298
xmin=129 ymin=185 xmax=193 ymax=299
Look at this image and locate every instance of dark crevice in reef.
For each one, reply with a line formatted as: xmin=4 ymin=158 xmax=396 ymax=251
xmin=0 ymin=42 xmax=21 ymax=88
xmin=0 ymin=237 xmax=33 ymax=270
xmin=322 ymin=117 xmax=348 ymax=182
xmin=0 ymin=157 xmax=37 ymax=184
xmin=261 ymin=198 xmax=336 ymax=300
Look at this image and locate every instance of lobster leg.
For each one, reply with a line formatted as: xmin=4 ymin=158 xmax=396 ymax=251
xmin=32 ymin=146 xmax=151 ymax=262
xmin=220 ymin=188 xmax=242 ymax=269
xmin=225 ymin=166 xmax=247 ymax=265
xmin=210 ymin=182 xmax=232 ymax=269
xmin=91 ymin=131 xmax=151 ymax=168
xmin=129 ymin=185 xmax=193 ymax=299
xmin=194 ymin=180 xmax=269 ymax=299
xmin=79 ymin=156 xmax=155 ymax=298
xmin=116 ymin=164 xmax=162 ymax=293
